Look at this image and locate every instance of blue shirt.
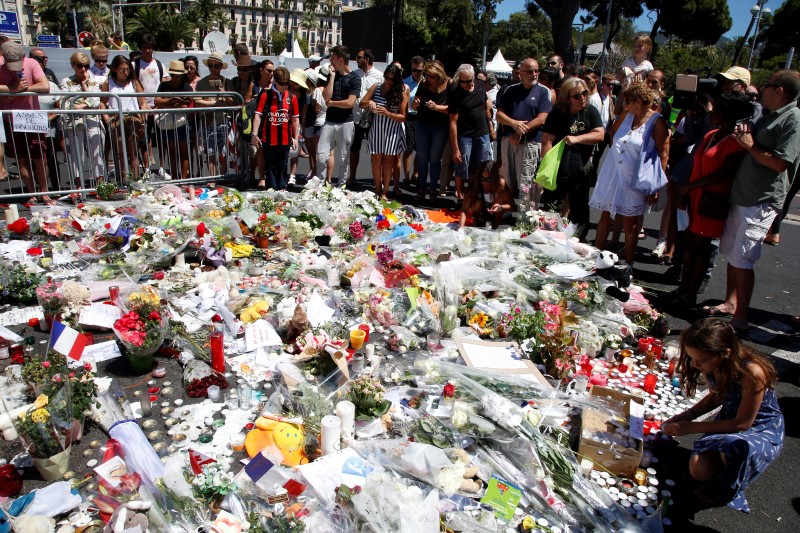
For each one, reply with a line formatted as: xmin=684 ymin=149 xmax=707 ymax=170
xmin=497 ymin=82 xmax=552 ymax=142
xmin=404 ymin=74 xmax=421 ymax=116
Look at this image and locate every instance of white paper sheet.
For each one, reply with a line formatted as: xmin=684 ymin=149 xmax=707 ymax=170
xmin=305 ymin=290 xmax=335 ymax=327
xmin=297 ymin=448 xmax=380 ymax=505
xmin=79 ymin=303 xmax=122 ymax=329
xmin=547 ymin=263 xmax=592 ymax=279
xmin=460 ymin=342 xmax=529 ymax=371
xmin=244 ymin=319 xmax=283 ymax=351
xmin=0 ymin=306 xmax=44 ymax=327
xmin=67 ymin=340 xmax=123 ymax=368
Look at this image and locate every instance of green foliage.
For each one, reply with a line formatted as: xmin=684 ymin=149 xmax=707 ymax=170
xmin=644 ymin=0 xmax=732 ymax=59
xmin=488 ymin=11 xmax=553 ymax=65
xmin=652 ymin=42 xmax=732 ymax=92
xmin=758 ymin=0 xmax=800 ymax=66
xmin=527 ymin=0 xmax=582 ymax=63
xmin=271 ymin=26 xmax=287 ymax=55
xmin=0 ymin=265 xmax=42 ymax=304
xmin=579 ymin=0 xmax=643 ymax=46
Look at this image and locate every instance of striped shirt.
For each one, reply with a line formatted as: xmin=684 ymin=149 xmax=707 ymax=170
xmin=255 ymin=85 xmax=299 ymax=146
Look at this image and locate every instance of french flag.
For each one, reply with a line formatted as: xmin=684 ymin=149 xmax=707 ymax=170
xmin=244 ymin=452 xmax=306 ymax=497
xmin=49 ymin=320 xmax=88 ymax=361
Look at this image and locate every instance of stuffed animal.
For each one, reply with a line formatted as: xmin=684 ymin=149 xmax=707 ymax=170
xmin=283 ymin=305 xmax=309 ymax=344
xmin=244 ymin=417 xmax=308 ymax=466
xmin=595 ymin=251 xmax=631 ymax=302
xmin=103 ymin=500 xmax=150 ymax=533
xmin=239 ymin=300 xmax=270 ymax=323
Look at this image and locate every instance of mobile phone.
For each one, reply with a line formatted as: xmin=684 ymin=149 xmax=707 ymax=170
xmin=210 ymin=79 xmax=222 ymax=89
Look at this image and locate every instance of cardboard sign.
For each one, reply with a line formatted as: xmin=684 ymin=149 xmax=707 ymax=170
xmin=480 ymin=476 xmax=523 ymax=520
xmin=12 ymin=111 xmax=48 ymax=134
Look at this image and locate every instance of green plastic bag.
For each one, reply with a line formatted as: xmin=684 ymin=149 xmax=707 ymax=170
xmin=535 ymin=139 xmax=565 ymax=191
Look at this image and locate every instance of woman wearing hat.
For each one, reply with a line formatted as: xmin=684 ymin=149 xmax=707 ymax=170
xmin=154 ymin=60 xmax=193 ymax=180
xmin=195 ymin=52 xmax=235 ymax=177
xmin=287 ymin=68 xmax=312 ymax=186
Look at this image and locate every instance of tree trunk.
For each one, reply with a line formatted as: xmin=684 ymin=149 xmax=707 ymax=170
xmin=530 ymin=1 xmax=580 ymax=64
xmin=649 ymin=19 xmax=662 ymax=62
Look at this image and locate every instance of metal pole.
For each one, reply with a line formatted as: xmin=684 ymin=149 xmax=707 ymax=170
xmin=786 ymin=47 xmax=795 ymax=69
xmin=747 ymin=5 xmax=764 ymax=71
xmin=72 ymin=8 xmax=79 ymax=45
xmin=598 ymin=0 xmax=613 ymax=82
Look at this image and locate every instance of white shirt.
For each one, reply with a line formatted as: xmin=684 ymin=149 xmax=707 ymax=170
xmin=89 ymin=65 xmax=109 ymax=85
xmin=136 ymin=57 xmax=168 ymax=107
xmin=589 ymin=92 xmax=611 ymax=130
xmin=352 ymin=66 xmax=384 ymax=122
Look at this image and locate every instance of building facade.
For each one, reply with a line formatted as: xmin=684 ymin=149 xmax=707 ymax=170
xmin=217 ymin=0 xmax=365 ymax=56
xmin=0 ymin=0 xmax=42 ymax=46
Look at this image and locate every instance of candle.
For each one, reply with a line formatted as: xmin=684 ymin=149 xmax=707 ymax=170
xmin=109 ymin=285 xmax=120 ymax=302
xmin=335 ymin=400 xmax=355 ymax=439
xmin=207 ymin=385 xmax=221 ymax=401
xmin=230 ymin=271 xmax=241 ymax=284
xmin=9 ymin=205 xmax=19 ymax=220
xmin=580 ymin=458 xmax=594 ymax=477
xmin=637 ymin=337 xmax=652 ymax=354
xmin=643 ymin=373 xmax=658 ymax=395
xmin=210 ymin=330 xmax=225 ymax=373
xmin=230 ymin=433 xmax=246 ymax=453
xmin=351 ymin=353 xmax=365 ymax=373
xmin=175 ymin=253 xmax=186 ymax=268
xmin=4 ymin=210 xmax=13 ymax=225
xmin=83 ymin=355 xmax=97 ymax=373
xmin=326 ymin=267 xmax=340 ymax=288
xmin=188 ymin=187 xmax=196 ymax=202
xmin=320 ymin=415 xmax=341 ymax=455
xmin=349 ymin=329 xmax=366 ymax=350
xmin=358 ymin=324 xmax=370 ymax=343
xmin=364 ymin=344 xmax=375 ymax=361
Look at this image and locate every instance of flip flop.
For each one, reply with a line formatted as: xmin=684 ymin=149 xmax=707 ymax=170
xmin=699 ymin=305 xmax=733 ymax=318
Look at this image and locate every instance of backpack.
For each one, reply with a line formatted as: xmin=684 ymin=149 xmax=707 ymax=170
xmin=134 ymin=58 xmax=164 ymax=81
xmin=237 ymin=92 xmax=261 ymax=141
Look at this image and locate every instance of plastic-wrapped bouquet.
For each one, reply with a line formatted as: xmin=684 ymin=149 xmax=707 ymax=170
xmin=346 ymin=375 xmax=391 ymax=420
xmin=113 ymin=286 xmax=169 ymax=373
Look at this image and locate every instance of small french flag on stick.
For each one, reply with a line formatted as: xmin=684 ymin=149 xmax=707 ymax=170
xmin=244 ymin=452 xmax=306 ymax=497
xmin=49 ymin=320 xmax=88 ymax=361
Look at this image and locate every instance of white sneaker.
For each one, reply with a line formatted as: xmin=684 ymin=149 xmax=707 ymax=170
xmin=288 ymin=175 xmax=296 ymax=186
xmin=651 ymin=239 xmax=666 ymax=258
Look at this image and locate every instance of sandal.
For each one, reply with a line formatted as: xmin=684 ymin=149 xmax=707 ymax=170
xmin=257 ymin=181 xmax=267 ymax=191
xmin=699 ymin=305 xmax=733 ymax=318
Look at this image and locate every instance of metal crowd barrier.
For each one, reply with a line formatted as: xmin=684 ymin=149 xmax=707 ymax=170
xmin=0 ymin=91 xmax=247 ymax=200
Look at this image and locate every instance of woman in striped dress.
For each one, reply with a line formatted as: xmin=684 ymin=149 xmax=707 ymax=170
xmin=360 ymin=64 xmax=408 ymax=200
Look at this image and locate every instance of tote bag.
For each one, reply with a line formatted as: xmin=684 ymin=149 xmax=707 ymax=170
xmin=631 ymin=113 xmax=668 ymax=196
xmin=535 ymin=139 xmax=566 ymax=191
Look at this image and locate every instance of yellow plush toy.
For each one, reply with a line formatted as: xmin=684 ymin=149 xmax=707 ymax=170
xmin=239 ymin=300 xmax=270 ymax=323
xmin=244 ymin=416 xmax=308 ymax=466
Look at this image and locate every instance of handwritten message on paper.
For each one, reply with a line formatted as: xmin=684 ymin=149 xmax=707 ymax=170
xmin=244 ymin=319 xmax=283 ymax=352
xmin=12 ymin=111 xmax=48 ymax=134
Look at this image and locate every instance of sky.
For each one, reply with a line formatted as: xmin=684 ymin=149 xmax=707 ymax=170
xmin=494 ymin=0 xmax=786 ymax=39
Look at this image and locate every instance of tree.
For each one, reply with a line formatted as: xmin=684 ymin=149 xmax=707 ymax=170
xmin=299 ymin=9 xmax=319 ymax=42
xmin=488 ymin=11 xmax=553 ymax=64
xmin=579 ymin=0 xmax=642 ymax=47
xmin=123 ymin=6 xmax=167 ymax=48
xmin=271 ymin=25 xmax=287 ymax=54
xmin=526 ymin=0 xmax=581 ymax=62
xmin=161 ymin=13 xmax=196 ymax=51
xmin=644 ymin=0 xmax=732 ymax=60
xmin=758 ymin=0 xmax=799 ymax=67
xmin=84 ymin=3 xmax=113 ymax=41
xmin=654 ymin=41 xmax=730 ymax=91
xmin=185 ymin=0 xmax=230 ymax=44
xmin=321 ymin=0 xmax=337 ymax=54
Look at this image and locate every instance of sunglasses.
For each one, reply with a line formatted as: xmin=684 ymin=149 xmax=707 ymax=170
xmin=459 ymin=78 xmax=474 ymax=85
xmin=570 ymin=90 xmax=588 ymax=100
xmin=412 ymin=68 xmax=424 ymax=73
xmin=186 ymin=66 xmax=197 ymax=70
xmin=73 ymin=63 xmax=90 ymax=69
xmin=481 ymin=177 xmax=491 ymax=182
xmin=94 ymin=58 xmax=108 ymax=63
xmin=762 ymin=82 xmax=779 ymax=90
xmin=208 ymin=63 xmax=222 ymax=69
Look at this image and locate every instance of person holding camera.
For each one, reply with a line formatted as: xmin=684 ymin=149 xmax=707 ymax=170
xmin=412 ymin=60 xmax=451 ymax=201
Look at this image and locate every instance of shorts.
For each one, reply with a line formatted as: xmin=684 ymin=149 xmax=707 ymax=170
xmin=351 ymin=124 xmax=369 ymax=151
xmin=304 ymin=125 xmax=320 ymax=138
xmin=2 ymin=120 xmax=46 ymax=160
xmin=720 ymin=203 xmax=778 ymax=270
xmin=111 ymin=115 xmax=145 ymax=143
xmin=455 ymin=134 xmax=492 ymax=180
xmin=404 ymin=116 xmax=416 ymax=151
xmin=160 ymin=124 xmax=189 ymax=142
xmin=203 ymin=123 xmax=230 ymax=156
xmin=143 ymin=114 xmax=156 ymax=146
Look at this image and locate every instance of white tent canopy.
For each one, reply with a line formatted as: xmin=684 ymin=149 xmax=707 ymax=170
xmin=279 ymin=39 xmax=306 ymax=59
xmin=485 ymin=49 xmax=512 ymax=73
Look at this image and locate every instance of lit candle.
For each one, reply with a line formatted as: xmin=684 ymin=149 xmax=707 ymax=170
xmin=175 ymin=253 xmax=186 ymax=268
xmin=9 ymin=204 xmax=19 ymax=220
xmin=364 ymin=343 xmax=375 ymax=361
xmin=335 ymin=400 xmax=355 ymax=439
xmin=4 ymin=210 xmax=14 ymax=225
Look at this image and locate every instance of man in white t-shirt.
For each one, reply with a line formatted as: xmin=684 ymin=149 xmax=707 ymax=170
xmin=349 ymin=48 xmax=383 ymax=186
xmin=135 ymin=34 xmax=168 ymax=169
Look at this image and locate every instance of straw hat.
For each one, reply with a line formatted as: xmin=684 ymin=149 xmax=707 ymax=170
xmin=167 ymin=60 xmax=186 ymax=76
xmin=290 ymin=68 xmax=309 ymax=89
xmin=203 ymin=52 xmax=229 ymax=69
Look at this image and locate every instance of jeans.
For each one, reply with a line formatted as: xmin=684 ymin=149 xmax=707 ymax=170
xmin=455 ymin=134 xmax=492 ymax=180
xmin=317 ymin=121 xmax=355 ymax=185
xmin=263 ymin=144 xmax=289 ymax=190
xmin=415 ymin=121 xmax=449 ymax=191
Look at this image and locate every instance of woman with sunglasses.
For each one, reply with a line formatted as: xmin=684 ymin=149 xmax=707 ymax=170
xmin=412 ymin=60 xmax=451 ymax=201
xmin=360 ymin=63 xmax=408 ymax=200
xmin=101 ymin=56 xmax=147 ymax=180
xmin=540 ymin=77 xmax=604 ymax=239
xmin=590 ymin=82 xmax=670 ymax=271
xmin=184 ymin=56 xmax=200 ymax=90
xmin=459 ymin=160 xmax=514 ymax=229
xmin=60 ymin=51 xmax=106 ymax=188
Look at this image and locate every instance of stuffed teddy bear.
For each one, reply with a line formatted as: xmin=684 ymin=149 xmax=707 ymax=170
xmin=595 ymin=251 xmax=631 ymax=302
xmin=103 ymin=500 xmax=150 ymax=533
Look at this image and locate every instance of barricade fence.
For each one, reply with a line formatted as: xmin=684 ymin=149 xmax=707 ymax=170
xmin=0 ymin=91 xmax=248 ymax=200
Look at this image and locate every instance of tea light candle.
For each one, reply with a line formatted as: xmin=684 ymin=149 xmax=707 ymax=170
xmin=320 ymin=415 xmax=341 ymax=455
xmin=230 ymin=433 xmax=246 ymax=452
xmin=9 ymin=204 xmax=19 ymax=220
xmin=207 ymin=385 xmax=221 ymax=401
xmin=175 ymin=253 xmax=186 ymax=268
xmin=349 ymin=329 xmax=366 ymax=350
xmin=579 ymin=458 xmax=594 ymax=477
xmin=335 ymin=400 xmax=355 ymax=439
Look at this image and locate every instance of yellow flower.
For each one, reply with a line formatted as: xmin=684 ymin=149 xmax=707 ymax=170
xmin=33 ymin=394 xmax=49 ymax=409
xmin=367 ymin=244 xmax=377 ymax=255
xmin=17 ymin=412 xmax=27 ymax=421
xmin=30 ymin=408 xmax=50 ymax=424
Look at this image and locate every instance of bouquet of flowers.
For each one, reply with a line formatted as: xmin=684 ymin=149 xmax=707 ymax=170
xmin=192 ymin=462 xmax=238 ymax=505
xmin=220 ymin=188 xmax=245 ymax=214
xmin=565 ymin=280 xmax=605 ymax=312
xmin=346 ymin=376 xmax=391 ymax=421
xmin=21 ymin=352 xmax=98 ymax=422
xmin=0 ymin=265 xmax=42 ymax=304
xmin=113 ymin=287 xmax=169 ymax=372
xmin=12 ymin=387 xmax=75 ymax=480
xmin=58 ymin=280 xmax=92 ymax=330
xmin=36 ymin=279 xmax=63 ymax=320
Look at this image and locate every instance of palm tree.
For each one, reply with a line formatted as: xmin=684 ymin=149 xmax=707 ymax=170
xmin=322 ymin=0 xmax=336 ymax=54
xmin=299 ymin=9 xmax=318 ymax=43
xmin=161 ymin=13 xmax=196 ymax=51
xmin=281 ymin=0 xmax=292 ymax=32
xmin=84 ymin=3 xmax=113 ymax=41
xmin=124 ymin=6 xmax=167 ymax=48
xmin=186 ymin=0 xmax=231 ymax=44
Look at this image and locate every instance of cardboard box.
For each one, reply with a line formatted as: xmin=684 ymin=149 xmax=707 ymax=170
xmin=577 ymin=386 xmax=644 ymax=478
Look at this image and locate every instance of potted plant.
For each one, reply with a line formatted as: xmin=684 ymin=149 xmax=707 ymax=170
xmin=252 ymin=215 xmax=274 ymax=249
xmin=113 ymin=287 xmax=169 ymax=374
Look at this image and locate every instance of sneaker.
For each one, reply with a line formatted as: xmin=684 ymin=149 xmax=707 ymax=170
xmin=288 ymin=175 xmax=296 ymax=186
xmin=651 ymin=239 xmax=666 ymax=258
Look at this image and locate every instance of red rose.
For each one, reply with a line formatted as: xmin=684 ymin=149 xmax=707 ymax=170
xmin=377 ymin=219 xmax=390 ymax=230
xmin=443 ymin=383 xmax=455 ymax=399
xmin=28 ymin=318 xmax=40 ymax=327
xmin=26 ymin=247 xmax=43 ymax=256
xmin=410 ymin=223 xmax=424 ymax=232
xmin=8 ymin=218 xmax=29 ymax=234
xmin=197 ymin=222 xmax=207 ymax=237
xmin=148 ymin=311 xmax=161 ymax=322
xmin=211 ymin=314 xmax=223 ymax=323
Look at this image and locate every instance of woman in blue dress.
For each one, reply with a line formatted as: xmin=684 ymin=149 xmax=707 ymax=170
xmin=662 ymin=318 xmax=784 ymax=512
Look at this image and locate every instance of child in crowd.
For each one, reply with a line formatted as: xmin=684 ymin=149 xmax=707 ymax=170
xmin=459 ymin=161 xmax=514 ymax=229
xmin=662 ymin=318 xmax=784 ymax=512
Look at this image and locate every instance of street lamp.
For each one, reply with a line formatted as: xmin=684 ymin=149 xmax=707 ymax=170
xmin=747 ymin=2 xmax=771 ymax=70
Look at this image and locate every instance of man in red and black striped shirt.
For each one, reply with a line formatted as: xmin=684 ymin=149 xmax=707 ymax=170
xmin=251 ymin=66 xmax=300 ymax=190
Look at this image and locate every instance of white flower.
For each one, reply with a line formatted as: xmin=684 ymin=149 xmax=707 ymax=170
xmin=436 ymin=464 xmax=466 ymax=495
xmin=451 ymin=410 xmax=469 ymax=429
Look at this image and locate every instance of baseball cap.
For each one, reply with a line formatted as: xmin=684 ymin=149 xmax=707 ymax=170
xmin=2 ymin=42 xmax=25 ymax=71
xmin=717 ymin=66 xmax=751 ymax=86
xmin=309 ymin=54 xmax=322 ymax=63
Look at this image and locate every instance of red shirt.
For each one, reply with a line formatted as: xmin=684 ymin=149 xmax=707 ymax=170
xmin=0 ymin=57 xmax=46 ymax=111
xmin=254 ymin=85 xmax=299 ymax=146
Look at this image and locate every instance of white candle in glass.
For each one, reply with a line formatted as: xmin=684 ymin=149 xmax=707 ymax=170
xmin=335 ymin=400 xmax=355 ymax=439
xmin=9 ymin=204 xmax=19 ymax=220
xmin=175 ymin=253 xmax=186 ymax=268
xmin=4 ymin=210 xmax=14 ymax=224
xmin=320 ymin=415 xmax=341 ymax=455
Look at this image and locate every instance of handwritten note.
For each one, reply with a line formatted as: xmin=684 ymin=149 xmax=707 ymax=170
xmin=237 ymin=207 xmax=259 ymax=228
xmin=12 ymin=111 xmax=48 ymax=134
xmin=79 ymin=303 xmax=122 ymax=330
xmin=244 ymin=319 xmax=283 ymax=351
xmin=68 ymin=341 xmax=123 ymax=368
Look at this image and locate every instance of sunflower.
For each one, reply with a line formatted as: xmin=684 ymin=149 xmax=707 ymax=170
xmin=367 ymin=243 xmax=377 ymax=256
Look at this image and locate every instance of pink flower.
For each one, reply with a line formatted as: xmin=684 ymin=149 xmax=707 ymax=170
xmin=578 ymin=291 xmax=588 ymax=299
xmin=68 ymin=372 xmax=75 ymax=378
xmin=84 ymin=363 xmax=93 ymax=371
xmin=42 ymin=361 xmax=51 ymax=368
xmin=53 ymin=374 xmax=62 ymax=383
